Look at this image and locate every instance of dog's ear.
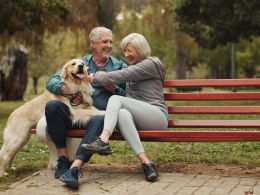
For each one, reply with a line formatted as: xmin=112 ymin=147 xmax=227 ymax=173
xmin=60 ymin=62 xmax=69 ymax=81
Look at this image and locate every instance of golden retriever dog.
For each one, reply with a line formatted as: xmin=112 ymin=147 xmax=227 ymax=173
xmin=0 ymin=59 xmax=104 ymax=177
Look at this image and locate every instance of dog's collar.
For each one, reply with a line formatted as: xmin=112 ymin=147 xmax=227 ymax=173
xmin=63 ymin=92 xmax=83 ymax=106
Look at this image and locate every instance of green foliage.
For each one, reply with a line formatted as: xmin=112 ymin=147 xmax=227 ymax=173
xmin=142 ymin=2 xmax=175 ymax=66
xmin=236 ymin=37 xmax=260 ymax=77
xmin=28 ymin=29 xmax=89 ymax=79
xmin=175 ymin=0 xmax=260 ymax=48
xmin=0 ymin=0 xmax=69 ymax=34
xmin=199 ymin=45 xmax=232 ymax=79
xmin=0 ymin=0 xmax=70 ymax=46
xmin=1 ymin=0 xmax=260 ymax=95
xmin=114 ymin=0 xmax=175 ymax=72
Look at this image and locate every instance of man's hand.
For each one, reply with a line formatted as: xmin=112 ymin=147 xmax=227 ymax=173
xmin=69 ymin=92 xmax=83 ymax=106
xmin=61 ymin=85 xmax=72 ymax=94
xmin=61 ymin=85 xmax=82 ymax=106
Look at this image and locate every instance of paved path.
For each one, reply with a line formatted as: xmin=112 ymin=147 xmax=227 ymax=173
xmin=1 ymin=166 xmax=260 ymax=195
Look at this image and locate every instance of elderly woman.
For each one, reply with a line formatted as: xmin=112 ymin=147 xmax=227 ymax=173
xmin=83 ymin=33 xmax=168 ymax=182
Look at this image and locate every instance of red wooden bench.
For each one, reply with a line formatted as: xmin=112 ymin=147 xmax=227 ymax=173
xmin=31 ymin=78 xmax=260 ymax=143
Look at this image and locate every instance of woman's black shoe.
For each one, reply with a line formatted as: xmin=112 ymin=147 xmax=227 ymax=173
xmin=142 ymin=163 xmax=159 ymax=182
xmin=81 ymin=137 xmax=112 ymax=155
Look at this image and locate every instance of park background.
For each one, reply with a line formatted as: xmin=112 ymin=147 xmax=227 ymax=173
xmin=0 ymin=0 xmax=260 ymax=190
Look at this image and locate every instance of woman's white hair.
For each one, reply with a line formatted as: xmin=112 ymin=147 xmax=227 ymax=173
xmin=121 ymin=33 xmax=151 ymax=58
xmin=89 ymin=26 xmax=112 ymax=41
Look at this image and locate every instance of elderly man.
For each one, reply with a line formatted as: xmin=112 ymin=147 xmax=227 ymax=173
xmin=45 ymin=26 xmax=127 ymax=189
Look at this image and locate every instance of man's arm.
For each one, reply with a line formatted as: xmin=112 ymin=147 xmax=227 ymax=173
xmin=46 ymin=70 xmax=64 ymax=95
xmin=46 ymin=70 xmax=72 ymax=95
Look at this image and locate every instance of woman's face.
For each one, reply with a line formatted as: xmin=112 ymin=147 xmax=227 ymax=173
xmin=123 ymin=43 xmax=141 ymax=65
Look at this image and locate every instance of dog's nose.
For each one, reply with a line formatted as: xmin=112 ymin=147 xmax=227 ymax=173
xmin=78 ymin=64 xmax=84 ymax=70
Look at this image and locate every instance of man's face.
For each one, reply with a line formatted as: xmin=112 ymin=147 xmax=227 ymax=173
xmin=91 ymin=32 xmax=112 ymax=59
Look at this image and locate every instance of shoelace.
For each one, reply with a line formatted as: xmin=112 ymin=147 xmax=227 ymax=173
xmin=57 ymin=159 xmax=70 ymax=169
xmin=92 ymin=138 xmax=106 ymax=147
xmin=72 ymin=168 xmax=83 ymax=178
xmin=96 ymin=138 xmax=105 ymax=145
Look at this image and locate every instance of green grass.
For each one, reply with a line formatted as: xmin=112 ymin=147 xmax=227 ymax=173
xmin=89 ymin=141 xmax=260 ymax=166
xmin=1 ymin=89 xmax=260 ymax=190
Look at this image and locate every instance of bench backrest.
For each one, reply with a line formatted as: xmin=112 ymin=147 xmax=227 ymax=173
xmin=164 ymin=79 xmax=260 ymax=129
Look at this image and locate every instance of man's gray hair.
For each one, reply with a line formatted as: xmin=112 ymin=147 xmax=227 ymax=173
xmin=121 ymin=33 xmax=151 ymax=58
xmin=89 ymin=26 xmax=112 ymax=41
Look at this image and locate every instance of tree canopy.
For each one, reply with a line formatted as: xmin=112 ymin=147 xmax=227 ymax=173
xmin=175 ymin=0 xmax=260 ymax=48
xmin=0 ymin=0 xmax=70 ymax=46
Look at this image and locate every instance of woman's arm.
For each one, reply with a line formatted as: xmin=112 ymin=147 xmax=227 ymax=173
xmin=92 ymin=59 xmax=156 ymax=85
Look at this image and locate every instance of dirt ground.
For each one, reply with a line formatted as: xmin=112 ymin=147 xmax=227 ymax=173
xmin=86 ymin=162 xmax=260 ymax=177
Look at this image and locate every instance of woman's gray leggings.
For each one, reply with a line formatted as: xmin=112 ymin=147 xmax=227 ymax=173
xmin=104 ymin=95 xmax=168 ymax=155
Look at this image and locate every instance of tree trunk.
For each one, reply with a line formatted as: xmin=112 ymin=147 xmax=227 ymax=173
xmin=0 ymin=44 xmax=28 ymax=101
xmin=175 ymin=30 xmax=186 ymax=79
xmin=33 ymin=77 xmax=38 ymax=95
xmin=176 ymin=51 xmax=186 ymax=79
xmin=244 ymin=65 xmax=256 ymax=78
xmin=97 ymin=0 xmax=115 ymax=29
xmin=210 ymin=65 xmax=219 ymax=79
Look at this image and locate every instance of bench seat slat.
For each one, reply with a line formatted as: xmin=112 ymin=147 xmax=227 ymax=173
xmin=168 ymin=120 xmax=260 ymax=128
xmin=30 ymin=129 xmax=260 ymax=142
xmin=134 ymin=131 xmax=260 ymax=142
xmin=165 ymin=92 xmax=260 ymax=101
xmin=164 ymin=79 xmax=260 ymax=88
xmin=168 ymin=106 xmax=260 ymax=114
xmin=123 ymin=131 xmax=260 ymax=142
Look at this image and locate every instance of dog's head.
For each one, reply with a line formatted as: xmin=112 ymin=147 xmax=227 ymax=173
xmin=60 ymin=59 xmax=90 ymax=83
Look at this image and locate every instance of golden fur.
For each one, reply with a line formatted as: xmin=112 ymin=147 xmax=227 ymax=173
xmin=0 ymin=59 xmax=104 ymax=176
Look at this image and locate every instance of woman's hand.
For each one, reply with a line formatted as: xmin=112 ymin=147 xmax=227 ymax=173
xmin=88 ymin=71 xmax=106 ymax=83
